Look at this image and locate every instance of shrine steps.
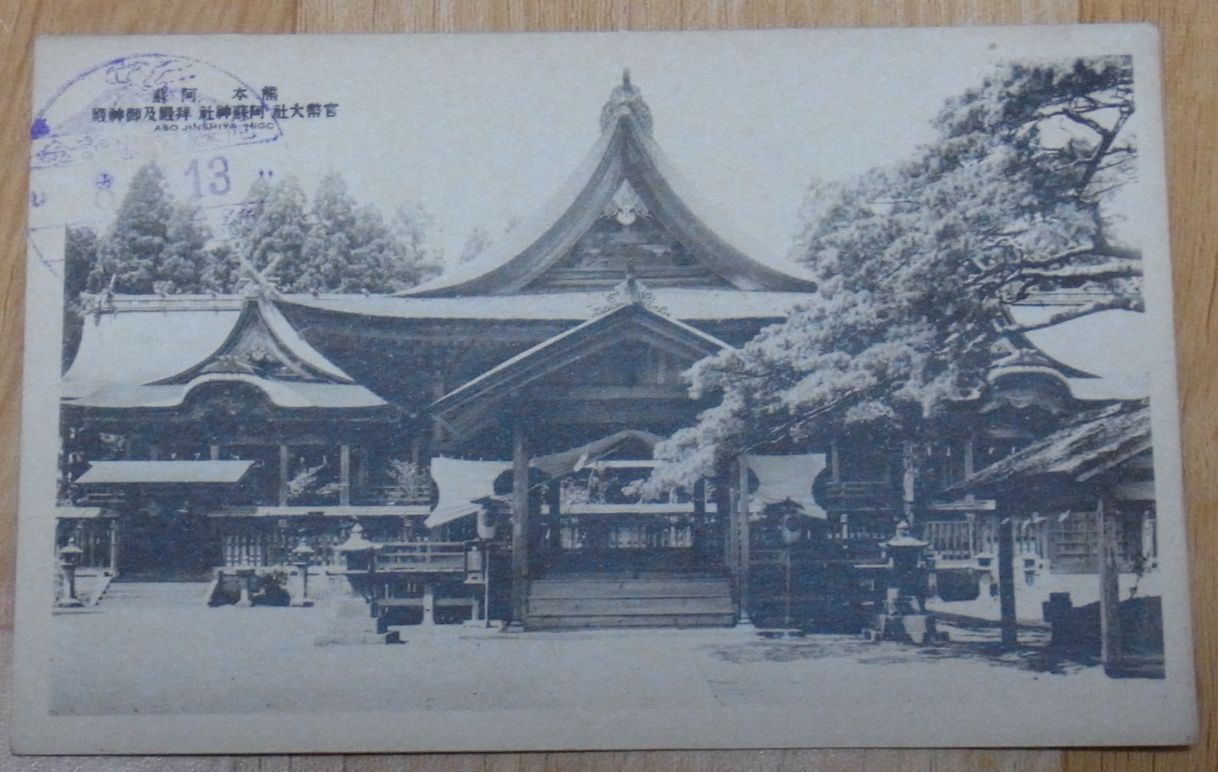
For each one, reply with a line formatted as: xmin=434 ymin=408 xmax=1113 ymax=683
xmin=526 ymin=574 xmax=735 ymax=630
xmin=99 ymin=581 xmax=212 ymax=608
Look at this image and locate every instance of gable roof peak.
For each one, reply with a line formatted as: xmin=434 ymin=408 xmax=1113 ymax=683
xmin=600 ymin=68 xmax=653 ymax=135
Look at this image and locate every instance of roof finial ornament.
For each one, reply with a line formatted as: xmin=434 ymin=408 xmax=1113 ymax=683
xmin=600 ymin=67 xmax=653 ymax=135
xmin=594 ymin=254 xmax=666 ymax=315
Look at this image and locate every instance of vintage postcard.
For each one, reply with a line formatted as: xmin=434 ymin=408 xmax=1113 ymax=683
xmin=12 ymin=26 xmax=1196 ymax=753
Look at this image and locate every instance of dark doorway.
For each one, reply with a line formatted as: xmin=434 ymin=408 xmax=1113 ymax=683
xmin=116 ymin=509 xmax=221 ymax=581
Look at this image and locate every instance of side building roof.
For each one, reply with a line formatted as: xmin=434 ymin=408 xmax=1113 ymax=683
xmin=63 ymin=294 xmax=390 ymax=412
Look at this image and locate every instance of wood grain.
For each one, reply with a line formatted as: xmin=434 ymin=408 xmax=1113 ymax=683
xmin=0 ymin=1 xmax=1213 ymax=769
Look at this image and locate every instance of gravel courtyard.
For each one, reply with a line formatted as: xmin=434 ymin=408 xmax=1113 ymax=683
xmin=47 ymin=600 xmax=1119 ymax=717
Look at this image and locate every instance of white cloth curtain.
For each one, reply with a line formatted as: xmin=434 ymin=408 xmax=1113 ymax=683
xmin=746 ymin=454 xmax=829 ymax=519
xmin=424 ymin=457 xmax=510 ymax=529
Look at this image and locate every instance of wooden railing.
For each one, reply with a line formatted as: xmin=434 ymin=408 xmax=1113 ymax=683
xmin=922 ymin=520 xmax=975 ymax=561
xmin=374 ymin=541 xmax=467 ymax=572
xmin=820 ymin=480 xmax=896 ymax=508
xmin=352 ymin=481 xmax=433 ymax=506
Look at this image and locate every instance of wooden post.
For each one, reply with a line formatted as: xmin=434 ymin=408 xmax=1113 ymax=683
xmin=209 ymin=444 xmax=220 ymax=461
xmin=723 ymin=473 xmax=736 ymax=570
xmin=998 ymin=515 xmax=1018 ymax=648
xmin=901 ymin=441 xmax=918 ymax=524
xmin=509 ymin=423 xmax=530 ymax=630
xmin=737 ymin=454 xmax=752 ymax=626
xmin=544 ymin=480 xmax=561 ymax=551
xmin=108 ymin=517 xmax=119 ymax=575
xmin=1098 ymin=496 xmax=1122 ymax=671
xmin=278 ymin=444 xmax=290 ymax=506
xmin=339 ymin=444 xmax=351 ymax=506
xmin=421 ymin=582 xmax=436 ymax=627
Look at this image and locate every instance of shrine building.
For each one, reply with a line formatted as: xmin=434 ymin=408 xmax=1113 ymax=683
xmin=56 ymin=73 xmax=1157 ymax=634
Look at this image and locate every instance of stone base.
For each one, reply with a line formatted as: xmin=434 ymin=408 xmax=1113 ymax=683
xmin=315 ymin=596 xmax=396 ymax=645
xmin=867 ymin=612 xmax=942 ymax=644
xmin=314 ymin=630 xmax=401 ymax=646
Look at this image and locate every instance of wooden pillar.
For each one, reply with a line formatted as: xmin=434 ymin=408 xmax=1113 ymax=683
xmin=545 ymin=479 xmax=561 ymax=550
xmin=108 ymin=517 xmax=120 ymax=575
xmin=509 ymin=423 xmax=530 ymax=630
xmin=723 ymin=472 xmax=736 ymax=572
xmin=998 ymin=515 xmax=1018 ymax=648
xmin=421 ymin=582 xmax=436 ymax=627
xmin=1097 ymin=495 xmax=1122 ymax=671
xmin=278 ymin=444 xmax=290 ymax=506
xmin=339 ymin=444 xmax=351 ymax=506
xmin=737 ymin=454 xmax=752 ymax=626
xmin=962 ymin=438 xmax=975 ymax=479
xmin=901 ymin=441 xmax=918 ymax=524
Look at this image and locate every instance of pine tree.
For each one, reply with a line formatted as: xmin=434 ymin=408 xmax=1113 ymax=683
xmin=156 ymin=200 xmax=215 ymax=293
xmin=88 ymin=162 xmax=174 ymax=293
xmin=389 ymin=201 xmax=443 ymax=287
xmin=293 ymin=172 xmax=358 ymax=292
xmin=235 ymin=175 xmax=309 ymax=289
xmin=86 ymin=160 xmax=229 ymax=294
xmin=62 ymin=225 xmax=97 ymax=372
xmin=649 ymin=57 xmax=1141 ymax=493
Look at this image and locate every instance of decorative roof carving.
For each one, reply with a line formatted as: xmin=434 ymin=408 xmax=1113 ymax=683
xmin=605 ymin=180 xmax=649 ymax=225
xmin=594 ymin=259 xmax=667 ymax=315
xmin=599 ymin=69 xmax=653 ymax=135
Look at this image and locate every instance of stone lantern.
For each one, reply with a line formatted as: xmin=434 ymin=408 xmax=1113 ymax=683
xmin=868 ymin=520 xmax=939 ymax=644
xmin=881 ymin=520 xmax=930 ymax=613
xmin=335 ymin=523 xmax=376 ymax=572
xmin=56 ymin=537 xmax=85 ymax=608
xmin=290 ymin=538 xmax=316 ymax=607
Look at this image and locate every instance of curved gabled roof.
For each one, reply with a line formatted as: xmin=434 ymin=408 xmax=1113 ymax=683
xmin=406 ymin=71 xmax=818 ymax=297
xmin=430 ymin=298 xmax=731 ymax=420
xmin=154 ymin=297 xmax=355 ymax=385
xmin=64 ymin=295 xmax=389 ymax=411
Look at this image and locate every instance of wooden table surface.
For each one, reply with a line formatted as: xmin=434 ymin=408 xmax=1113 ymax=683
xmin=1 ymin=1 xmax=1214 ymax=769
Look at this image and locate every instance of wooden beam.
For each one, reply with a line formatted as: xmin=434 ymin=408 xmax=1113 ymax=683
xmin=529 ymin=385 xmax=690 ymax=401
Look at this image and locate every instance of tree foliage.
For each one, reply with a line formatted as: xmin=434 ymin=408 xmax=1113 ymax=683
xmin=650 ymin=57 xmax=1141 ymax=488
xmin=240 ymin=173 xmax=442 ymax=293
xmin=62 ymin=225 xmax=97 ymax=372
xmin=88 ymin=162 xmax=177 ymax=293
xmin=81 ymin=163 xmax=443 ymax=297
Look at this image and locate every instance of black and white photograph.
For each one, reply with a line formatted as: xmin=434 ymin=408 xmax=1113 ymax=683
xmin=12 ymin=26 xmax=1196 ymax=752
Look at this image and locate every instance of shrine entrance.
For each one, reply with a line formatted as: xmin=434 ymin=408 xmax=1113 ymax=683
xmin=529 ymin=439 xmax=727 ymax=579
xmin=115 ymin=507 xmax=221 ymax=581
xmin=428 ymin=301 xmax=744 ymax=629
xmin=480 ymin=430 xmax=736 ymax=630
